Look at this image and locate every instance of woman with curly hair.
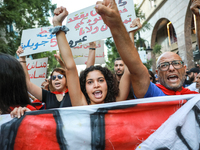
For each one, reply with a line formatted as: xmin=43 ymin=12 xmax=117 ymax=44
xmin=80 ymin=65 xmax=119 ymax=104
xmin=52 ymin=6 xmax=130 ymax=106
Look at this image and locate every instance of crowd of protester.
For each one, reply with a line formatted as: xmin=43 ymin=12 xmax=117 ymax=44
xmin=1 ymin=0 xmax=200 ymax=119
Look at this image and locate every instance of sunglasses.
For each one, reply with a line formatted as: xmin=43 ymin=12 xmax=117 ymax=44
xmin=51 ymin=74 xmax=64 ymax=80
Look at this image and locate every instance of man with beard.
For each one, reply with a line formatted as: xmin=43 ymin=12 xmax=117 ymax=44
xmin=94 ymin=0 xmax=198 ymax=97
xmin=114 ymin=57 xmax=125 ymax=82
xmin=187 ymin=68 xmax=200 ymax=92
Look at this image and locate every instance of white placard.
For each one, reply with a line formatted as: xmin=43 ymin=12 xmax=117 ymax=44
xmin=66 ymin=0 xmax=136 ymax=48
xmin=20 ymin=0 xmax=136 ymax=56
xmin=71 ymin=40 xmax=105 ymax=65
xmin=138 ymin=51 xmax=147 ymax=63
xmin=26 ymin=57 xmax=48 ymax=87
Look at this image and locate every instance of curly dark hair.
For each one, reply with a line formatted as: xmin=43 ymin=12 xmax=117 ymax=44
xmin=79 ymin=65 xmax=119 ymax=104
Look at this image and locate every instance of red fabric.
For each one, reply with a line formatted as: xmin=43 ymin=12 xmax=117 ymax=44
xmin=26 ymin=104 xmax=37 ymax=111
xmin=104 ymin=100 xmax=186 ymax=150
xmin=14 ymin=114 xmax=60 ymax=150
xmin=10 ymin=104 xmax=37 ymax=111
xmin=156 ymin=84 xmax=199 ymax=95
xmin=32 ymin=99 xmax=45 ymax=110
xmin=51 ymin=89 xmax=68 ymax=95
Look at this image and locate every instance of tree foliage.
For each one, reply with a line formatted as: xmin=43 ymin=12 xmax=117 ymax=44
xmin=152 ymin=43 xmax=162 ymax=55
xmin=0 ymin=0 xmax=58 ymax=76
xmin=105 ymin=4 xmax=151 ymax=70
xmin=0 ymin=0 xmax=56 ymax=55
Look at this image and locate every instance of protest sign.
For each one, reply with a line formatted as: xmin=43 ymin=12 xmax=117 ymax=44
xmin=66 ymin=0 xmax=136 ymax=48
xmin=26 ymin=57 xmax=48 ymax=87
xmin=1 ymin=94 xmax=200 ymax=149
xmin=72 ymin=40 xmax=105 ymax=65
xmin=138 ymin=51 xmax=147 ymax=63
xmin=20 ymin=0 xmax=136 ymax=56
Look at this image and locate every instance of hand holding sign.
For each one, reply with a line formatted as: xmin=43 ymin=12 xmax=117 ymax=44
xmin=16 ymin=46 xmax=25 ymax=58
xmin=129 ymin=18 xmax=142 ymax=45
xmin=53 ymin=6 xmax=69 ymax=27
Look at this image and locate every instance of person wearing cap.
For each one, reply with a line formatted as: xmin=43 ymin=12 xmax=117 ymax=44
xmin=187 ymin=68 xmax=200 ymax=92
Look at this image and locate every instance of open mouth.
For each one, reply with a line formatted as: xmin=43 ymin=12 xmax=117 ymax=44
xmin=55 ymin=82 xmax=61 ymax=87
xmin=167 ymin=75 xmax=179 ymax=82
xmin=93 ymin=90 xmax=102 ymax=99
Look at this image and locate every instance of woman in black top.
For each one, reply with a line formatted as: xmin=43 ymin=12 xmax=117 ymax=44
xmin=16 ymin=47 xmax=72 ymax=109
xmin=42 ymin=68 xmax=71 ymax=109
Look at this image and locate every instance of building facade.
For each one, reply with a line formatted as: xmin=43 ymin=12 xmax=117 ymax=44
xmin=134 ymin=0 xmax=197 ymax=71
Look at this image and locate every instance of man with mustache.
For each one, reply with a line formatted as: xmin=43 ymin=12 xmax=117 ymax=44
xmin=114 ymin=57 xmax=125 ymax=82
xmin=95 ymin=0 xmax=198 ymax=98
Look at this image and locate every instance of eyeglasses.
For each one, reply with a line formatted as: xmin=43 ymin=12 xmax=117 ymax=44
xmin=157 ymin=60 xmax=184 ymax=71
xmin=51 ymin=74 xmax=64 ymax=80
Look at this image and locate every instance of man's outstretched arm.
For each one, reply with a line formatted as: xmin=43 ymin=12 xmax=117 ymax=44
xmin=95 ymin=0 xmax=150 ymax=98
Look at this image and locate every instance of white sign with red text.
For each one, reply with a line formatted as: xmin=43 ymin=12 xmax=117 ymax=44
xmin=67 ymin=0 xmax=136 ymax=48
xmin=20 ymin=0 xmax=136 ymax=56
xmin=71 ymin=40 xmax=105 ymax=65
xmin=26 ymin=57 xmax=48 ymax=87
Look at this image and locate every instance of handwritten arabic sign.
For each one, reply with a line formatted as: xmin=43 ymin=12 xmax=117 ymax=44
xmin=67 ymin=0 xmax=136 ymax=48
xmin=71 ymin=40 xmax=105 ymax=65
xmin=26 ymin=57 xmax=48 ymax=87
xmin=20 ymin=0 xmax=136 ymax=56
xmin=20 ymin=27 xmax=57 ymax=56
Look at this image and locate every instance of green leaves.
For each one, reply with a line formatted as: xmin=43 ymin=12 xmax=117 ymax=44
xmin=0 ymin=0 xmax=53 ymax=55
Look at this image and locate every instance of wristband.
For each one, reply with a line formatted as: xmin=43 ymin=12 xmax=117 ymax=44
xmin=20 ymin=61 xmax=26 ymax=63
xmin=89 ymin=48 xmax=96 ymax=50
xmin=49 ymin=25 xmax=69 ymax=34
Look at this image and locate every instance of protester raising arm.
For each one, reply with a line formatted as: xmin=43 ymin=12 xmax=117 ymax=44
xmin=54 ymin=50 xmax=66 ymax=69
xmin=86 ymin=41 xmax=96 ymax=68
xmin=53 ymin=6 xmax=87 ymax=106
xmin=116 ymin=66 xmax=132 ymax=101
xmin=16 ymin=47 xmax=43 ymax=100
xmin=95 ymin=0 xmax=150 ymax=98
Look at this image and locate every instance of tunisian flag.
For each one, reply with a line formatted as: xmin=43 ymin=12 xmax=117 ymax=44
xmin=0 ymin=94 xmax=199 ymax=150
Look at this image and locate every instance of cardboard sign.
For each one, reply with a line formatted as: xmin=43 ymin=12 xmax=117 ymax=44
xmin=71 ymin=40 xmax=105 ymax=65
xmin=20 ymin=0 xmax=136 ymax=56
xmin=26 ymin=57 xmax=48 ymax=87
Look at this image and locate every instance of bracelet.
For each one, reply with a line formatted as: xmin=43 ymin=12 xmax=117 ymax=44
xmin=20 ymin=61 xmax=26 ymax=63
xmin=49 ymin=25 xmax=69 ymax=34
xmin=89 ymin=48 xmax=96 ymax=50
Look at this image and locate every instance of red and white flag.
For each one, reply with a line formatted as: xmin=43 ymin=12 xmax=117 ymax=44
xmin=0 ymin=94 xmax=199 ymax=150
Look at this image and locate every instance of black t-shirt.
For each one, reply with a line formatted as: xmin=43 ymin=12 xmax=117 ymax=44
xmin=42 ymin=89 xmax=72 ymax=109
